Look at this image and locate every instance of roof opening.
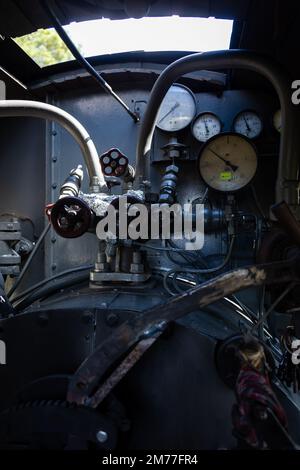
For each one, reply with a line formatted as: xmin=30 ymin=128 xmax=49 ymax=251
xmin=13 ymin=16 xmax=233 ymax=68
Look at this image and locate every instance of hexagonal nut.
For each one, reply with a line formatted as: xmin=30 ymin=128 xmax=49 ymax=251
xmin=165 ymin=165 xmax=179 ymax=174
xmin=106 ymin=312 xmax=119 ymax=326
xmin=159 ymin=193 xmax=174 ymax=205
xmin=130 ymin=263 xmax=144 ymax=274
xmin=161 ymin=172 xmax=177 ymax=182
xmin=169 ymin=150 xmax=180 ymax=159
xmin=95 ymin=262 xmax=109 ymax=272
xmin=161 ymin=177 xmax=177 ymax=188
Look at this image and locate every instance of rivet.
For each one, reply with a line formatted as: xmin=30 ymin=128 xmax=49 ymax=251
xmin=96 ymin=430 xmax=108 ymax=443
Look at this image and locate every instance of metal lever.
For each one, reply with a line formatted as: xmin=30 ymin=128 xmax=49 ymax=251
xmin=67 ymin=258 xmax=300 ymax=406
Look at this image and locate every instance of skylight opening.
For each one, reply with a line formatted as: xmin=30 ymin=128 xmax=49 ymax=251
xmin=13 ymin=16 xmax=233 ymax=68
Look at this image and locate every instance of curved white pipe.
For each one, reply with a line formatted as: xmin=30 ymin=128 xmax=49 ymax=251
xmin=0 ymin=100 xmax=107 ymax=191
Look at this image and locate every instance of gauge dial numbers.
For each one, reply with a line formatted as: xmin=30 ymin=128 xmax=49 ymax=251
xmin=156 ymin=84 xmax=196 ymax=132
xmin=191 ymin=112 xmax=222 ymax=142
xmin=233 ymin=110 xmax=263 ymax=139
xmin=273 ymin=109 xmax=281 ymax=133
xmin=198 ymin=133 xmax=258 ymax=192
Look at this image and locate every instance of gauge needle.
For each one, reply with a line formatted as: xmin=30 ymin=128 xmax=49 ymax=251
xmin=208 ymin=147 xmax=238 ymax=172
xmin=243 ymin=115 xmax=251 ymax=132
xmin=204 ymin=120 xmax=209 ymax=135
xmin=158 ymin=102 xmax=180 ymax=124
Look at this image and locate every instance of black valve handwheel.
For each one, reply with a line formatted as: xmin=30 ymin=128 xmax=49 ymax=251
xmin=49 ymin=196 xmax=92 ymax=238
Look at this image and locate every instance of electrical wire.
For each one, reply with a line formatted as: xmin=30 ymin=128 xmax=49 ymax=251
xmin=41 ymin=0 xmax=138 ymax=123
xmin=133 ymin=242 xmax=194 ymax=252
xmin=7 ymin=223 xmax=51 ymax=299
xmin=163 ymin=236 xmax=235 ymax=295
xmin=165 ymin=239 xmax=208 ymax=269
xmin=174 ymin=235 xmax=235 ymax=274
xmin=11 ymin=264 xmax=93 ymax=306
xmin=14 ymin=268 xmax=91 ymax=312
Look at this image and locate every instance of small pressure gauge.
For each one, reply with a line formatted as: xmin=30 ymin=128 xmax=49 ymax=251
xmin=233 ymin=110 xmax=263 ymax=139
xmin=191 ymin=112 xmax=222 ymax=142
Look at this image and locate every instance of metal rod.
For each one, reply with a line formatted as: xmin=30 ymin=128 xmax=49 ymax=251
xmin=67 ymin=258 xmax=300 ymax=405
xmin=251 ymin=283 xmax=296 ymax=334
xmin=41 ymin=0 xmax=139 ymax=123
xmin=85 ymin=332 xmax=163 ymax=408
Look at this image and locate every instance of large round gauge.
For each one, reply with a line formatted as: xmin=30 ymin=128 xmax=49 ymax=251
xmin=233 ymin=110 xmax=263 ymax=139
xmin=198 ymin=133 xmax=258 ymax=192
xmin=273 ymin=109 xmax=281 ymax=133
xmin=192 ymin=112 xmax=222 ymax=142
xmin=156 ymin=84 xmax=196 ymax=132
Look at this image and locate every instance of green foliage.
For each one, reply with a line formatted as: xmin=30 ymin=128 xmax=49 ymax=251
xmin=14 ymin=28 xmax=74 ymax=67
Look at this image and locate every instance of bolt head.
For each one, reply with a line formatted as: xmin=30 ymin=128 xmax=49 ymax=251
xmin=130 ymin=263 xmax=144 ymax=274
xmin=106 ymin=312 xmax=119 ymax=326
xmin=96 ymin=430 xmax=108 ymax=443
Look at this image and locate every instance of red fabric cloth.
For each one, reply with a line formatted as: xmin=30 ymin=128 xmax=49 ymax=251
xmin=232 ymin=365 xmax=288 ymax=448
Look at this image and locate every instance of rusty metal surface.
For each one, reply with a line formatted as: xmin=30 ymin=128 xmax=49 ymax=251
xmin=67 ymin=258 xmax=300 ymax=406
xmin=85 ymin=331 xmax=163 ymax=408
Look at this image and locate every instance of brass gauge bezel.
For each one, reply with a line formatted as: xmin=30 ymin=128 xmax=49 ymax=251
xmin=197 ymin=132 xmax=258 ymax=193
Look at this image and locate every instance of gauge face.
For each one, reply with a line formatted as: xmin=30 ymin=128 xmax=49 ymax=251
xmin=192 ymin=112 xmax=222 ymax=142
xmin=156 ymin=84 xmax=196 ymax=132
xmin=233 ymin=110 xmax=263 ymax=139
xmin=273 ymin=109 xmax=281 ymax=133
xmin=198 ymin=133 xmax=258 ymax=192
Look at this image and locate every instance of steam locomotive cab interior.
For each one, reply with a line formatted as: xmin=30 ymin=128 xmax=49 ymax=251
xmin=0 ymin=0 xmax=300 ymax=451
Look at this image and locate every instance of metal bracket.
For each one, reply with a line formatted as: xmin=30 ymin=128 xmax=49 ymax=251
xmin=0 ymin=218 xmax=22 ymax=275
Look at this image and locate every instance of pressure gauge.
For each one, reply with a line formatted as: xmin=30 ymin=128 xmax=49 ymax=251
xmin=156 ymin=84 xmax=196 ymax=132
xmin=273 ymin=109 xmax=281 ymax=133
xmin=192 ymin=112 xmax=222 ymax=142
xmin=198 ymin=133 xmax=258 ymax=192
xmin=233 ymin=110 xmax=263 ymax=139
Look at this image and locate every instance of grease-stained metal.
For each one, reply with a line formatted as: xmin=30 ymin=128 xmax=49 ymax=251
xmin=67 ymin=258 xmax=300 ymax=406
xmin=85 ymin=331 xmax=163 ymax=408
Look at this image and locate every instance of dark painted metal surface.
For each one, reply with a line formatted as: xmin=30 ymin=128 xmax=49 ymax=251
xmin=42 ymin=85 xmax=278 ymax=277
xmin=0 ymin=308 xmax=94 ymax=411
xmin=67 ymin=259 xmax=300 ymax=406
xmin=0 ymin=0 xmax=299 ymax=451
xmin=117 ymin=323 xmax=237 ymax=450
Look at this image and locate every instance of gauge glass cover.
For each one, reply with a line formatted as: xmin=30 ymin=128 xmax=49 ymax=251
xmin=192 ymin=112 xmax=222 ymax=142
xmin=233 ymin=110 xmax=263 ymax=139
xmin=156 ymin=84 xmax=196 ymax=132
xmin=198 ymin=133 xmax=258 ymax=192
